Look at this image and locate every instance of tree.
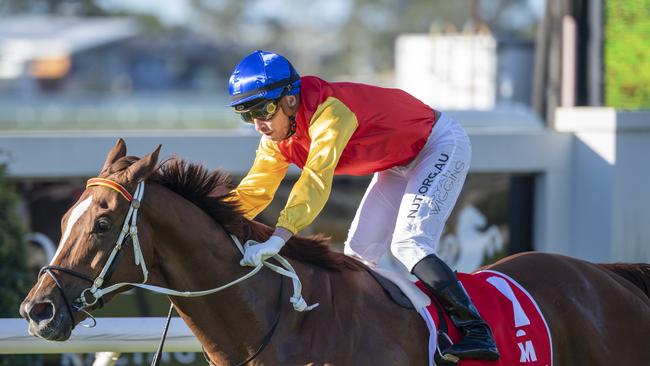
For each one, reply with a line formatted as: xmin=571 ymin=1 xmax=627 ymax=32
xmin=605 ymin=0 xmax=650 ymax=109
xmin=0 ymin=164 xmax=29 ymax=317
xmin=0 ymin=163 xmax=33 ymax=365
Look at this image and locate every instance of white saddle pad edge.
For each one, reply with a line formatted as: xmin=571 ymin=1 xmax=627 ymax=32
xmin=372 ymin=267 xmax=431 ymax=310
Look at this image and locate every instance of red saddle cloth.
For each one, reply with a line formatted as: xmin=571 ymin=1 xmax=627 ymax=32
xmin=417 ymin=270 xmax=553 ymax=366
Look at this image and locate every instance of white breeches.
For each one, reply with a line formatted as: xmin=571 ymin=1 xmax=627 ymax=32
xmin=344 ymin=113 xmax=471 ymax=272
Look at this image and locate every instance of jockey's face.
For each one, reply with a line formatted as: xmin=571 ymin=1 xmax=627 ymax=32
xmin=253 ymin=96 xmax=293 ymax=142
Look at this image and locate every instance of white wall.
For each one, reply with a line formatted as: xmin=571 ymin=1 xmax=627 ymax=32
xmin=0 ymin=109 xmax=547 ymax=178
xmin=396 ymin=32 xmax=497 ymax=110
xmin=556 ymin=108 xmax=650 ymax=262
xmin=611 ymin=112 xmax=650 ymax=262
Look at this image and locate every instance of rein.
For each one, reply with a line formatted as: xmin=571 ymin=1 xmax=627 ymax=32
xmin=40 ymin=177 xmax=319 ymax=365
xmin=201 ymin=276 xmax=284 ymax=366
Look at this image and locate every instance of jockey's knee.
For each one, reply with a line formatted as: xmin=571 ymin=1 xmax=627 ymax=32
xmin=390 ymin=239 xmax=436 ymax=272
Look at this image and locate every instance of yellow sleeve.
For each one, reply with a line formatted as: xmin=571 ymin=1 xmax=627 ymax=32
xmin=228 ymin=137 xmax=289 ymax=220
xmin=277 ymin=97 xmax=358 ymax=233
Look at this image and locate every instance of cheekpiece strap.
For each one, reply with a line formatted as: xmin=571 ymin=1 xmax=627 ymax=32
xmin=87 ymin=178 xmax=133 ymax=202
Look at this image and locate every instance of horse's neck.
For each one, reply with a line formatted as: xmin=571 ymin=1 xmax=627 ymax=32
xmin=143 ymin=185 xmax=281 ymax=363
xmin=140 ymin=185 xmax=425 ymax=364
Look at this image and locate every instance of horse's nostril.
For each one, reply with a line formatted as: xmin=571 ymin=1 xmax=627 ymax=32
xmin=19 ymin=301 xmax=28 ymax=320
xmin=29 ymin=301 xmax=54 ymax=323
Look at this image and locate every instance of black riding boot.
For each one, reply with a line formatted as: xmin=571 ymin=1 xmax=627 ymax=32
xmin=412 ymin=255 xmax=499 ymax=361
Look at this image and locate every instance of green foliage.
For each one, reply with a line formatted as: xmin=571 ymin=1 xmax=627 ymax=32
xmin=0 ymin=164 xmax=29 ymax=318
xmin=0 ymin=164 xmax=34 ymax=366
xmin=605 ymin=0 xmax=650 ymax=109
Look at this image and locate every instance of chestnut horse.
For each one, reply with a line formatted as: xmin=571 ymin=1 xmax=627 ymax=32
xmin=20 ymin=140 xmax=650 ymax=365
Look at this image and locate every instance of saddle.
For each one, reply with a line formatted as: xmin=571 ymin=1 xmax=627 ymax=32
xmin=368 ymin=268 xmax=553 ymax=366
xmin=367 ymin=267 xmax=423 ymax=309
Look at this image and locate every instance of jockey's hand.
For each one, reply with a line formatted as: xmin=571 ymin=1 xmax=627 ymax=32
xmin=240 ymin=235 xmax=286 ymax=267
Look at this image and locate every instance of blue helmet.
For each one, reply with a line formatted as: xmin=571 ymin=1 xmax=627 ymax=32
xmin=228 ymin=50 xmax=301 ymax=107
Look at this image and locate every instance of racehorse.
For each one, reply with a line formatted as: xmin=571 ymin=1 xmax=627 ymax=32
xmin=20 ymin=139 xmax=650 ymax=365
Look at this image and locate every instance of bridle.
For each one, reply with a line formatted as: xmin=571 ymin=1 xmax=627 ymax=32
xmin=38 ymin=176 xmax=318 ymax=364
xmin=39 ymin=177 xmax=145 ymax=327
xmin=39 ymin=177 xmax=146 ymax=327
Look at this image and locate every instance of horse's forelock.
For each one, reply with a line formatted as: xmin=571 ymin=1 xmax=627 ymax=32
xmin=100 ymin=156 xmax=141 ymax=178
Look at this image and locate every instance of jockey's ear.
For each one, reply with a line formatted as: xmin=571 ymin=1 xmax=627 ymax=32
xmin=280 ymin=95 xmax=299 ymax=116
xmin=125 ymin=145 xmax=161 ymax=183
xmin=286 ymin=95 xmax=297 ymax=108
xmin=101 ymin=138 xmax=127 ymax=175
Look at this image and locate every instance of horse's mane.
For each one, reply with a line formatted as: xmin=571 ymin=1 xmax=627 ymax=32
xmin=118 ymin=157 xmax=365 ymax=272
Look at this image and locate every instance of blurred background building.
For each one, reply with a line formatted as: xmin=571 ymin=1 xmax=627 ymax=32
xmin=0 ymin=0 xmax=648 ymax=364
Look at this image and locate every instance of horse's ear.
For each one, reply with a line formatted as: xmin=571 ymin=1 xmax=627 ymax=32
xmin=125 ymin=145 xmax=161 ymax=183
xmin=101 ymin=138 xmax=127 ymax=174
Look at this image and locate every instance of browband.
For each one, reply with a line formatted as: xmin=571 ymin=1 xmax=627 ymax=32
xmin=87 ymin=178 xmax=133 ymax=202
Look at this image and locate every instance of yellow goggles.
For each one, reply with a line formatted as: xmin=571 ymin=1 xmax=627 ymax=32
xmin=234 ymin=99 xmax=279 ymax=123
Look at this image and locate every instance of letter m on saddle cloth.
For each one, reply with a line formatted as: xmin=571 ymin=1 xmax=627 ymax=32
xmin=381 ymin=269 xmax=553 ymax=366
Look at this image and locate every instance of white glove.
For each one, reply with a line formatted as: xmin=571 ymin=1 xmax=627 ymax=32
xmin=240 ymin=235 xmax=286 ymax=267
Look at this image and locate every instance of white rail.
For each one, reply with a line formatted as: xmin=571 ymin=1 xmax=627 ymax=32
xmin=0 ymin=318 xmax=201 ymax=354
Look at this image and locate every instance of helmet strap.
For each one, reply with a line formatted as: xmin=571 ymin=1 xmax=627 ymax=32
xmin=280 ymin=94 xmax=299 ymax=139
xmin=284 ymin=116 xmax=297 ymax=139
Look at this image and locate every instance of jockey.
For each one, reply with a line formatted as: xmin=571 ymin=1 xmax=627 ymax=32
xmin=227 ymin=50 xmax=499 ymax=361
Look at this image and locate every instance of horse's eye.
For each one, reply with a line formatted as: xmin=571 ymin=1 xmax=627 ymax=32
xmin=94 ymin=218 xmax=112 ymax=234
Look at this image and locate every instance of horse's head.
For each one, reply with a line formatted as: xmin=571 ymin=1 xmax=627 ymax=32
xmin=20 ymin=139 xmax=160 ymax=341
